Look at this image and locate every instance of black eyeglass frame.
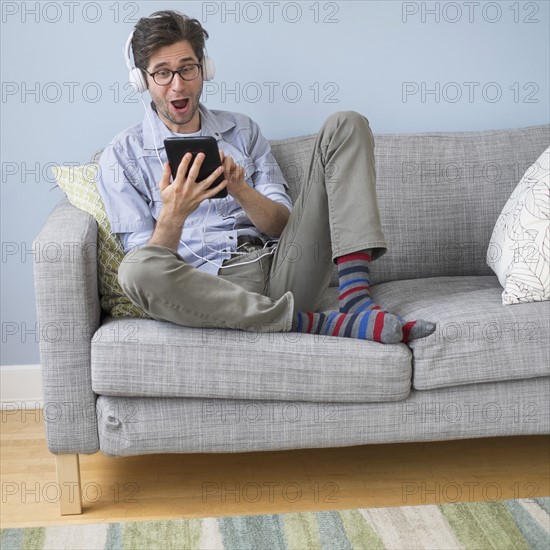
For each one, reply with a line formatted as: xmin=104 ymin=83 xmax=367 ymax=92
xmin=146 ymin=64 xmax=202 ymax=85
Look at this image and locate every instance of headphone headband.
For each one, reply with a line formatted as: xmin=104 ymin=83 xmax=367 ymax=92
xmin=123 ymin=28 xmax=215 ymax=93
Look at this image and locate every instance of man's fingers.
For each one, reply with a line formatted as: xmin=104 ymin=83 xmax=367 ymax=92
xmin=225 ymin=154 xmax=234 ymax=168
xmin=174 ymin=153 xmax=193 ymax=185
xmin=197 ymin=165 xmax=224 ymax=192
xmin=223 ymin=155 xmax=239 ymax=179
xmin=187 ymin=152 xmax=206 ymax=182
xmin=204 ymin=179 xmax=227 ymax=199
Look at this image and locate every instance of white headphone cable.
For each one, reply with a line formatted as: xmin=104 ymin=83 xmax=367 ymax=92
xmin=141 ymin=95 xmax=165 ymax=170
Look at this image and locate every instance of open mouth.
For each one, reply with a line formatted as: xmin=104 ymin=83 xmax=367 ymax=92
xmin=171 ymin=98 xmax=190 ymax=113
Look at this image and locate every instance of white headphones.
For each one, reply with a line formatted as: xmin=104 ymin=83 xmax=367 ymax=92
xmin=123 ymin=28 xmax=215 ymax=93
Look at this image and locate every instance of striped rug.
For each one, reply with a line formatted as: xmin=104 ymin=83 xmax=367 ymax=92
xmin=1 ymin=498 xmax=548 ymax=549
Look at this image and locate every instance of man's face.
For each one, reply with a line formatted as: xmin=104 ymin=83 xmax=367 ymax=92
xmin=146 ymin=40 xmax=203 ymax=134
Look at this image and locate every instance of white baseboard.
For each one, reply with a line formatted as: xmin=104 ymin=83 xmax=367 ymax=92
xmin=0 ymin=364 xmax=43 ymax=409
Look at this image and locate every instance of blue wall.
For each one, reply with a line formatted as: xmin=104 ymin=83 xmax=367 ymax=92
xmin=1 ymin=0 xmax=549 ymax=365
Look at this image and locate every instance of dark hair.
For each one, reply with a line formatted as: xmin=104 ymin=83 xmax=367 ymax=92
xmin=132 ymin=10 xmax=209 ymax=71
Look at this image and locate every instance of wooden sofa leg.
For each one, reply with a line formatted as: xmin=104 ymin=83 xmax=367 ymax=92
xmin=55 ymin=454 xmax=82 ymax=515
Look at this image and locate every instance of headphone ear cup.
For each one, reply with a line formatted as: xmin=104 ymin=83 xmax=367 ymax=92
xmin=202 ymin=57 xmax=215 ymax=81
xmin=129 ymin=67 xmax=147 ymax=93
xmin=124 ymin=30 xmax=146 ymax=93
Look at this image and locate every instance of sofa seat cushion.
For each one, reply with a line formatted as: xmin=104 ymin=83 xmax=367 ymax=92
xmin=91 ymin=319 xmax=412 ymax=403
xmin=371 ymin=276 xmax=550 ymax=391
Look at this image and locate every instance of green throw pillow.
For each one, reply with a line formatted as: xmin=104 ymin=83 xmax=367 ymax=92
xmin=53 ymin=164 xmax=150 ymax=319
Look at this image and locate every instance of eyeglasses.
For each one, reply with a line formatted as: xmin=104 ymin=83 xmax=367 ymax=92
xmin=146 ymin=64 xmax=202 ymax=86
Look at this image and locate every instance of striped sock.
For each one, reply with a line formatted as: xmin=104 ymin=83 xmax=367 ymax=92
xmin=292 ymin=310 xmax=402 ymax=344
xmin=336 ymin=250 xmax=436 ymax=342
xmin=336 ymin=251 xmax=380 ymax=314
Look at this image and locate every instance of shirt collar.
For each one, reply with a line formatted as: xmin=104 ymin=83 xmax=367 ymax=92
xmin=142 ymin=101 xmax=237 ymax=150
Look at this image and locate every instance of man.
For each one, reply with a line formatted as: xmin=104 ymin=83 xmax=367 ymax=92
xmin=97 ymin=10 xmax=435 ymax=344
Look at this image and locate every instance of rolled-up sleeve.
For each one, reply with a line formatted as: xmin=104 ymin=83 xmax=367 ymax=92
xmin=243 ymin=120 xmax=293 ymax=212
xmin=96 ymin=141 xmax=156 ymax=234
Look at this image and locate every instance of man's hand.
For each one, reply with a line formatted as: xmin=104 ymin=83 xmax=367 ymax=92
xmin=219 ymin=150 xmax=247 ymax=199
xmin=219 ymin=150 xmax=290 ymax=238
xmin=160 ymin=153 xmax=226 ymax=222
xmin=148 ymin=154 xmax=226 ymax=251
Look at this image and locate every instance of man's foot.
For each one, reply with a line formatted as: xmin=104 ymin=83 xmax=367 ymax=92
xmin=336 ymin=250 xmax=436 ymax=342
xmin=292 ymin=310 xmax=403 ymax=344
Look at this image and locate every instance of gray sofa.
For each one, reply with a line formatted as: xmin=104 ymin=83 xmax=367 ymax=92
xmin=34 ymin=122 xmax=550 ymax=515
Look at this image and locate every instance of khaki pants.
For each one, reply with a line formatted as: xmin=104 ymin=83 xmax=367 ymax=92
xmin=118 ymin=111 xmax=387 ymax=332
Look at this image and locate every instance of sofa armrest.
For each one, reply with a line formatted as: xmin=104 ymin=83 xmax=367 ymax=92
xmin=33 ymin=200 xmax=100 ymax=454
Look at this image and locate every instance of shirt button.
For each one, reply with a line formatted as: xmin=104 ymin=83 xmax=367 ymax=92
xmin=228 ymin=236 xmax=234 ymax=240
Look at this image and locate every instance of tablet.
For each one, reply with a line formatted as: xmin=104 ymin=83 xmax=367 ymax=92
xmin=164 ymin=136 xmax=228 ymax=199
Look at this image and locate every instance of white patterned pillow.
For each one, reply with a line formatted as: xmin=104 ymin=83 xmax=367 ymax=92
xmin=53 ymin=164 xmax=150 ymax=318
xmin=487 ymin=147 xmax=550 ymax=305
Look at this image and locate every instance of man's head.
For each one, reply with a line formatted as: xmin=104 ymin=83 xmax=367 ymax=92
xmin=131 ymin=11 xmax=209 ymax=134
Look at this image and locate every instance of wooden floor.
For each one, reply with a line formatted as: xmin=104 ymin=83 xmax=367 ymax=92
xmin=1 ymin=410 xmax=548 ymax=528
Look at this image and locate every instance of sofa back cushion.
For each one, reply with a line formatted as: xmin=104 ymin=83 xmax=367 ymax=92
xmin=270 ymin=124 xmax=550 ymax=285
